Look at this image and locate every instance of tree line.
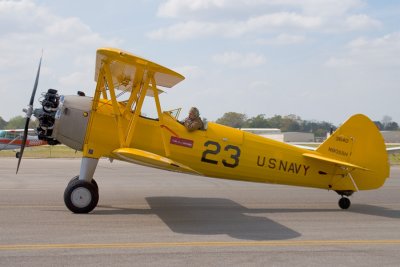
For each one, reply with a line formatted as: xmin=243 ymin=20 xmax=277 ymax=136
xmin=0 ymin=116 xmax=36 ymax=130
xmin=214 ymin=112 xmax=400 ymax=137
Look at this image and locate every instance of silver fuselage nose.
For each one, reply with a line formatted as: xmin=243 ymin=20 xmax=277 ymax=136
xmin=52 ymin=95 xmax=92 ymax=151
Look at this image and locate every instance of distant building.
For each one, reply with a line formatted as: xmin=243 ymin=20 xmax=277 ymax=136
xmin=283 ymin=132 xmax=315 ymax=143
xmin=381 ymin=131 xmax=400 ymax=143
xmin=240 ymin=128 xmax=283 ymax=142
xmin=241 ymin=128 xmax=315 ymax=143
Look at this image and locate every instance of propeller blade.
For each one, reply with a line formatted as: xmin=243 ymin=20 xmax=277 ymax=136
xmin=29 ymin=54 xmax=42 ymax=106
xmin=16 ymin=117 xmax=30 ymax=173
xmin=16 ymin=55 xmax=42 ymax=174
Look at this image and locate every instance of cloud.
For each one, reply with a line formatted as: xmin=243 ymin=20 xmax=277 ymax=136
xmin=0 ymin=0 xmax=120 ymax=69
xmin=0 ymin=0 xmax=120 ymax=120
xmin=212 ymin=51 xmax=266 ymax=68
xmin=174 ymin=65 xmax=205 ymax=79
xmin=249 ymin=80 xmax=270 ymax=90
xmin=325 ymin=57 xmax=355 ymax=67
xmin=245 ymin=12 xmax=321 ymax=29
xmin=349 ymin=32 xmax=400 ymax=51
xmin=325 ymin=32 xmax=400 ymax=68
xmin=254 ymin=33 xmax=307 ymax=45
xmin=58 ymin=71 xmax=91 ymax=89
xmin=157 ymin=0 xmax=364 ymax=18
xmin=147 ymin=21 xmax=221 ymax=40
xmin=148 ymin=12 xmax=320 ymax=40
xmin=151 ymin=0 xmax=377 ymax=41
xmin=344 ymin=14 xmax=381 ymax=31
xmin=292 ymin=0 xmax=363 ymax=17
xmin=157 ymin=0 xmax=228 ymax=17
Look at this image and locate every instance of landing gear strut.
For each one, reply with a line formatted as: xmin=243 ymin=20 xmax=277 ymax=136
xmin=64 ymin=157 xmax=99 ymax=213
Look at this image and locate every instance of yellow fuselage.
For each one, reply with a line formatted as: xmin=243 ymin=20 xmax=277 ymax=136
xmin=82 ymin=100 xmax=374 ymax=192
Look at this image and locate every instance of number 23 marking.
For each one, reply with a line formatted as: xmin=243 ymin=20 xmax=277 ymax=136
xmin=201 ymin=140 xmax=241 ymax=168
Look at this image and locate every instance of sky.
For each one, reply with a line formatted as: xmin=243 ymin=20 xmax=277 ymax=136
xmin=1 ymin=0 xmax=400 ymax=125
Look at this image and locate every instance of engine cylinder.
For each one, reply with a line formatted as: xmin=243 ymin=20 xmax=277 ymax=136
xmin=35 ymin=89 xmax=60 ymax=145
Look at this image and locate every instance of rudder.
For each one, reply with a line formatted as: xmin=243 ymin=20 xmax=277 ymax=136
xmin=316 ymin=114 xmax=389 ymax=190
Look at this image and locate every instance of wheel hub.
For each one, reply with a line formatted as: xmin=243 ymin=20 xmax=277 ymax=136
xmin=71 ymin=187 xmax=92 ymax=208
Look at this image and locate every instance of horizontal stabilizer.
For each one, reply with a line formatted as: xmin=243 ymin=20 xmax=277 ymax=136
xmin=387 ymin=147 xmax=400 ymax=154
xmin=303 ymin=152 xmax=369 ymax=171
xmin=113 ymin=148 xmax=201 ymax=175
xmin=296 ymin=144 xmax=400 ymax=156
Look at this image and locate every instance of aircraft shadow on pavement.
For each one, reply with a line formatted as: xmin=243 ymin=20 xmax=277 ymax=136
xmin=97 ymin=197 xmax=300 ymax=240
xmin=350 ymin=204 xmax=400 ymax=219
xmin=145 ymin=197 xmax=300 ymax=241
xmin=95 ymin=202 xmax=400 ymax=220
xmin=93 ymin=199 xmax=399 ymax=240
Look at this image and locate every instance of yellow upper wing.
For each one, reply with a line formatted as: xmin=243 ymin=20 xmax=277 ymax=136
xmin=95 ymin=48 xmax=185 ymax=90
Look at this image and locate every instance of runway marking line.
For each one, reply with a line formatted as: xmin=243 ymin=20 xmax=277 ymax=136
xmin=1 ymin=240 xmax=400 ymax=251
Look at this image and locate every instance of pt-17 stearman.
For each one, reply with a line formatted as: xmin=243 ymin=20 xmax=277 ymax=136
xmin=18 ymin=48 xmax=392 ymax=213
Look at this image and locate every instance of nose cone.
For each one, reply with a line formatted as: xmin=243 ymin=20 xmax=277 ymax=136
xmin=53 ymin=95 xmax=92 ymax=151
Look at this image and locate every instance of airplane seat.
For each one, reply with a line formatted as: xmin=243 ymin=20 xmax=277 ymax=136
xmin=202 ymin=121 xmax=208 ymax=130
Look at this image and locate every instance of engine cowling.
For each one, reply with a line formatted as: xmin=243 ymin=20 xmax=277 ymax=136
xmin=34 ymin=89 xmax=92 ymax=150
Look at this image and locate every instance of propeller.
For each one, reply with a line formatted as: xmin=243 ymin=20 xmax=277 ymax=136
xmin=16 ymin=54 xmax=42 ymax=174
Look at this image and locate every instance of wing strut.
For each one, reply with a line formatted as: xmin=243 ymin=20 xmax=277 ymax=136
xmin=150 ymin=75 xmax=170 ymax=157
xmin=124 ymin=73 xmax=150 ymax=146
xmin=103 ymin=63 xmax=126 ymax=147
xmin=83 ymin=49 xmax=185 ymax=159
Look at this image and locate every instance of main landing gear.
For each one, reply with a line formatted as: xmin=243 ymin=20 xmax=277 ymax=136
xmin=64 ymin=157 xmax=99 ymax=213
xmin=336 ymin=190 xmax=353 ymax=210
xmin=64 ymin=176 xmax=99 ymax=213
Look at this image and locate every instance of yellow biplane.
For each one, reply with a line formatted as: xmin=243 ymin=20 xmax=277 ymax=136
xmin=18 ymin=48 xmax=392 ymax=213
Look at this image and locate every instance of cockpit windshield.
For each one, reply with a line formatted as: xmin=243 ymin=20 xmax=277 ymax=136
xmin=166 ymin=108 xmax=181 ymax=120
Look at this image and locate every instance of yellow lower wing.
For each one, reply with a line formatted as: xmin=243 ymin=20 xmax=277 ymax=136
xmin=112 ymin=148 xmax=201 ymax=175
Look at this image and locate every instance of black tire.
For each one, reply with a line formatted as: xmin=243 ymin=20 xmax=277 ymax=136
xmin=64 ymin=179 xmax=99 ymax=213
xmin=338 ymin=197 xmax=351 ymax=210
xmin=16 ymin=152 xmax=20 ymax=158
xmin=68 ymin=175 xmax=98 ymax=191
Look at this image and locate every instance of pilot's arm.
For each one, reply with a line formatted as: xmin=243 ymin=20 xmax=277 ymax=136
xmin=184 ymin=118 xmax=203 ymax=132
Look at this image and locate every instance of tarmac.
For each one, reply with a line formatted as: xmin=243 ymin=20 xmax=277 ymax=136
xmin=1 ymin=158 xmax=400 ymax=266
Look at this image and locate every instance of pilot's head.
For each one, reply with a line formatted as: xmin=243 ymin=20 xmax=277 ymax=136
xmin=189 ymin=107 xmax=200 ymax=119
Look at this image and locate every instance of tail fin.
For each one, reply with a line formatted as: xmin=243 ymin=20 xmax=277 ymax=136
xmin=316 ymin=114 xmax=389 ymax=190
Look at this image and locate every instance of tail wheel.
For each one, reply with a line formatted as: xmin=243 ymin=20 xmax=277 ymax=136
xmin=338 ymin=197 xmax=351 ymax=210
xmin=64 ymin=179 xmax=99 ymax=213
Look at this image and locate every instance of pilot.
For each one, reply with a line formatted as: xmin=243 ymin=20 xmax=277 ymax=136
xmin=184 ymin=107 xmax=204 ymax=132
